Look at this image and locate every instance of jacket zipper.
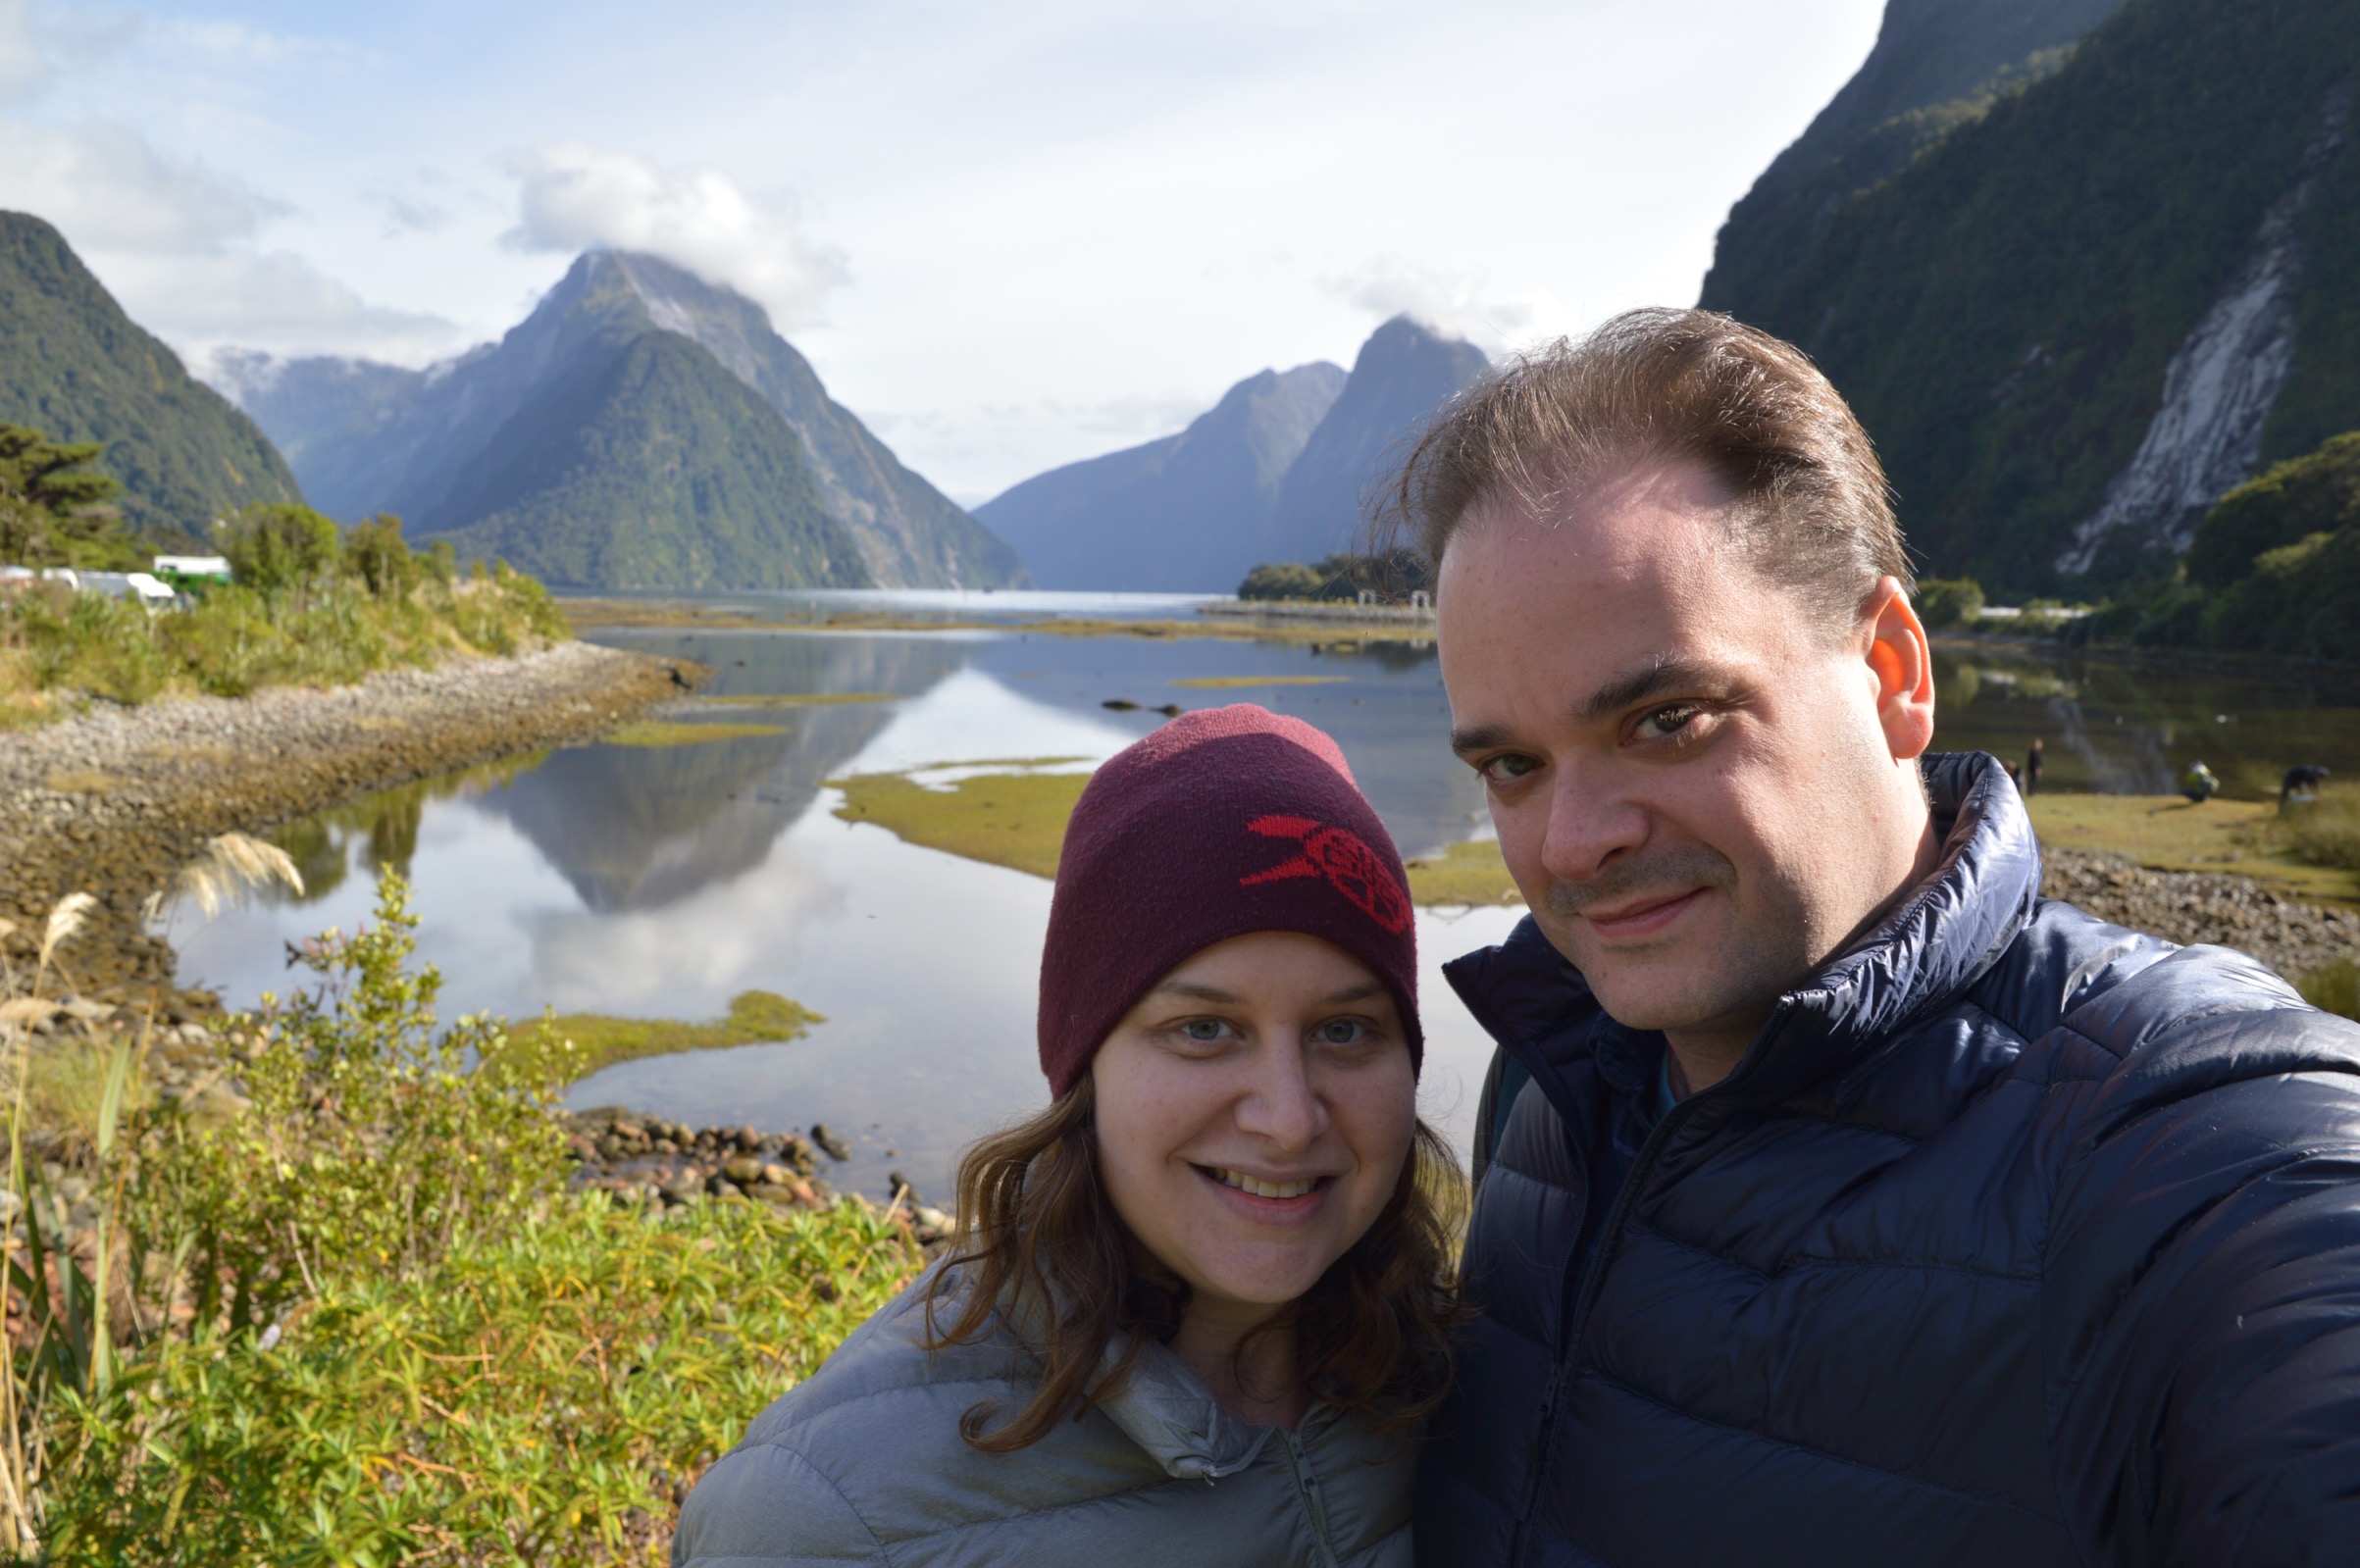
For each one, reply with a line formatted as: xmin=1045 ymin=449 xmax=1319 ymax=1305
xmin=1502 ymin=1007 xmax=1791 ymax=1568
xmin=1280 ymin=1429 xmax=1344 ymax=1568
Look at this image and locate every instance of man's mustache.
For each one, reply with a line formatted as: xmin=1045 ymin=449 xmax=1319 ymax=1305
xmin=1545 ymin=845 xmax=1737 ymax=919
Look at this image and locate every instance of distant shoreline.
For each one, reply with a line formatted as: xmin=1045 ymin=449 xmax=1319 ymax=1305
xmin=0 ymin=641 xmax=702 ymax=1001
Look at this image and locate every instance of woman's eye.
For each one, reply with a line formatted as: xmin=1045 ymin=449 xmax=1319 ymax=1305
xmin=1631 ymin=703 xmax=1704 ymax=743
xmin=1179 ymin=1019 xmax=1230 ymax=1043
xmin=1480 ymin=753 xmax=1540 ymax=784
xmin=1315 ymin=1019 xmax=1368 ymax=1046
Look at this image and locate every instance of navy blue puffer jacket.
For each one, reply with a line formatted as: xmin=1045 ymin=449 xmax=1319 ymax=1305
xmin=1415 ymin=752 xmax=2360 ymax=1567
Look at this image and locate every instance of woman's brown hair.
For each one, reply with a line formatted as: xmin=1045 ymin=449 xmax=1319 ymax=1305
xmin=922 ymin=1075 xmax=1468 ymax=1452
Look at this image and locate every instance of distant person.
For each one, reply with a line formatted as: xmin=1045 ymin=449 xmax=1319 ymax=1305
xmin=2182 ymin=759 xmax=2221 ymax=803
xmin=2284 ymin=764 xmax=2332 ymax=806
xmin=1399 ymin=308 xmax=2360 ymax=1566
xmin=676 ymin=706 xmax=1457 ymax=1567
xmin=2024 ymin=734 xmax=2045 ymax=795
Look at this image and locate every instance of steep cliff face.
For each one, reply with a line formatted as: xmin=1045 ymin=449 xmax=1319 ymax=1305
xmin=1704 ymin=0 xmax=2360 ymax=593
xmin=1701 ymin=0 xmax=2125 ymax=318
xmin=0 ymin=212 xmax=303 ymax=542
xmin=974 ymin=362 xmax=1345 ymax=589
xmin=1262 ymin=317 xmax=1487 ymax=566
xmin=217 ymin=252 xmax=1027 ymax=590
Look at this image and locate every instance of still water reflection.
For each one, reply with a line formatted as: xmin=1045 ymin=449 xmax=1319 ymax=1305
xmin=159 ymin=609 xmax=2360 ymax=1196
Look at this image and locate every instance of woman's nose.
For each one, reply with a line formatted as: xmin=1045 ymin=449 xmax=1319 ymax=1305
xmin=1234 ymin=1043 xmax=1329 ymax=1151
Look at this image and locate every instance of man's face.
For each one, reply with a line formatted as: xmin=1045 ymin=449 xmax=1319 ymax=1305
xmin=1438 ymin=459 xmax=1933 ymax=1054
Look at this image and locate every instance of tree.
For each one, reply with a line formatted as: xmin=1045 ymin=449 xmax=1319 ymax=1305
xmin=342 ymin=513 xmax=414 ymax=598
xmin=212 ymin=503 xmax=342 ymax=596
xmin=0 ymin=423 xmax=130 ymax=568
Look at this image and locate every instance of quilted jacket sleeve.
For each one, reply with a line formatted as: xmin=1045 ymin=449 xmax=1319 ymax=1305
xmin=672 ymin=1438 xmax=889 ymax=1567
xmin=2044 ymin=961 xmax=2360 ymax=1568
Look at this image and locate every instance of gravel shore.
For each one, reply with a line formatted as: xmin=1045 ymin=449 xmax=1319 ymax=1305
xmin=1 ymin=641 xmax=699 ymax=995
xmin=2043 ymin=846 xmax=2359 ymax=985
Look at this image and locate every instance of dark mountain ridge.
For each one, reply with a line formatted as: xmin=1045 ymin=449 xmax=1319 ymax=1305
xmin=1264 ymin=316 xmax=1488 ymax=567
xmin=1702 ymin=0 xmax=2360 ymax=595
xmin=0 ymin=211 xmax=303 ymax=543
xmin=974 ymin=362 xmax=1345 ymax=590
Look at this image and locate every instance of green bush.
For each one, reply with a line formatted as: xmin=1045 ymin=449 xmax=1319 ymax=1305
xmin=2185 ymin=431 xmax=2360 ymax=589
xmin=1916 ymin=578 xmax=1986 ymax=629
xmin=15 ymin=877 xmax=920 ymax=1562
xmin=211 ymin=504 xmax=344 ymax=598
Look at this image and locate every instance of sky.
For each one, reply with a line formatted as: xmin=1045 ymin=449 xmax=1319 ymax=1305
xmin=0 ymin=0 xmax=1887 ymax=504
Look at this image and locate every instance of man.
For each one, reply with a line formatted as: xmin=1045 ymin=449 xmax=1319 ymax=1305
xmin=2024 ymin=734 xmax=2044 ymax=795
xmin=1406 ymin=309 xmax=2360 ymax=1566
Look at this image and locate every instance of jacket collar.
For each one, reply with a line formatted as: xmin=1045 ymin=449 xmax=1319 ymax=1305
xmin=994 ymin=1268 xmax=1278 ymax=1482
xmin=1446 ymin=752 xmax=2042 ymax=1110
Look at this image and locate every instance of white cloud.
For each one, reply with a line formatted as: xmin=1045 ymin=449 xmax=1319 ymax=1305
xmin=0 ymin=0 xmax=45 ymax=101
xmin=0 ymin=116 xmax=274 ymax=250
xmin=107 ymin=248 xmax=467 ymax=366
xmin=1319 ymin=255 xmax=1559 ymax=354
xmin=503 ymin=140 xmax=847 ymax=328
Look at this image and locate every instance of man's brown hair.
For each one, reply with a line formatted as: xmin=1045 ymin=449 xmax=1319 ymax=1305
xmin=1389 ymin=307 xmax=1910 ymax=630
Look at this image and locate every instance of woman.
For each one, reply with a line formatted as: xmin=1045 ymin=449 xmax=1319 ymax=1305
xmin=675 ymin=705 xmax=1462 ymax=1567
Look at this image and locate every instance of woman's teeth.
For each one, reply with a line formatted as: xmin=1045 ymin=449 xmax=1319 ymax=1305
xmin=1214 ymin=1169 xmax=1317 ymax=1200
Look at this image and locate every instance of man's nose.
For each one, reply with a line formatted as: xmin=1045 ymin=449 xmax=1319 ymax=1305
xmin=1235 ymin=1043 xmax=1329 ymax=1152
xmin=1539 ymin=762 xmax=1648 ymax=885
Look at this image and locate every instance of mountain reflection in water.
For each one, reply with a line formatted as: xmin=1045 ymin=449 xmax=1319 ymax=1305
xmin=157 ymin=613 xmax=2360 ymax=1197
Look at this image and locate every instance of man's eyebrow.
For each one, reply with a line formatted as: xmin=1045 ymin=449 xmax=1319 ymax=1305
xmin=1574 ymin=656 xmax=1723 ymax=724
xmin=1450 ymin=656 xmax=1726 ymax=756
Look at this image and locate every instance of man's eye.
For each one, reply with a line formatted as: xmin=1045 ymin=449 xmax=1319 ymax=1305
xmin=1632 ymin=704 xmax=1704 ymax=742
xmin=1480 ymin=753 xmax=1540 ymax=784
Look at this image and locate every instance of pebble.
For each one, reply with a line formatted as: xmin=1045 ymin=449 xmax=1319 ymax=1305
xmin=2043 ymin=847 xmax=2360 ymax=985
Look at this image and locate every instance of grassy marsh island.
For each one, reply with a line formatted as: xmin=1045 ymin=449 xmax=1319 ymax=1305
xmin=530 ymin=989 xmax=824 ymax=1077
xmin=830 ymin=761 xmax=1524 ymax=906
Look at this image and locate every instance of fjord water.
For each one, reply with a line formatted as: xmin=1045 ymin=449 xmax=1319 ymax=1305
xmin=159 ymin=599 xmax=2360 ymax=1196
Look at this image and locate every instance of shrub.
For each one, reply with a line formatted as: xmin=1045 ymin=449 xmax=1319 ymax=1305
xmin=2278 ymin=785 xmax=2360 ymax=872
xmin=211 ymin=504 xmax=345 ymax=598
xmin=1915 ymin=578 xmax=1986 ymax=629
xmin=13 ymin=877 xmax=920 ymax=1561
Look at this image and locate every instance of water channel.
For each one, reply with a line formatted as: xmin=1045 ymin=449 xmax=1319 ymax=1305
xmin=155 ymin=594 xmax=2360 ymax=1198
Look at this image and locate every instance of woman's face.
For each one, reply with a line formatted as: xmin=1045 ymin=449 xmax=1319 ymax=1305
xmin=1091 ymin=932 xmax=1417 ymax=1325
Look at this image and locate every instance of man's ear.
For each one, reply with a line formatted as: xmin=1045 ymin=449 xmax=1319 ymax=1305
xmin=1863 ymin=578 xmax=1936 ymax=762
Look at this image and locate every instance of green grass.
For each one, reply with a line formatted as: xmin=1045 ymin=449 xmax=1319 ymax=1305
xmin=2301 ymin=959 xmax=2360 ymax=1020
xmin=2026 ymin=792 xmax=2360 ymax=905
xmin=530 ymin=989 xmax=823 ymax=1077
xmin=1404 ymin=839 xmax=1524 ymax=908
xmin=1169 ymin=675 xmax=1348 ymax=689
xmin=830 ymin=767 xmax=1088 ymax=881
xmin=602 ymin=720 xmax=788 ymax=748
xmin=2276 ymin=785 xmax=2360 ymax=873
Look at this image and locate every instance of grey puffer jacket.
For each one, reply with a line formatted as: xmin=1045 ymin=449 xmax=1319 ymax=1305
xmin=674 ymin=1265 xmax=1414 ymax=1566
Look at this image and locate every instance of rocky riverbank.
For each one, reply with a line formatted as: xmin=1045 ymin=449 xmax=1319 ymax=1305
xmin=0 ymin=641 xmax=701 ymax=994
xmin=2043 ymin=845 xmax=2360 ymax=985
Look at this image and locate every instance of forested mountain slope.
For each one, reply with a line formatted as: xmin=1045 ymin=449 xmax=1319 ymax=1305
xmin=217 ymin=252 xmax=1026 ymax=591
xmin=1702 ymin=0 xmax=2360 ymax=595
xmin=0 ymin=212 xmax=302 ymax=543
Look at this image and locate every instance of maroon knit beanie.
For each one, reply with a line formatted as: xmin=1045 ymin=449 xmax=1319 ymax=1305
xmin=1038 ymin=704 xmax=1420 ymax=1097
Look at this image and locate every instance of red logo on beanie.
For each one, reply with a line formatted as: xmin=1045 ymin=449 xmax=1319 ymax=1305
xmin=1240 ymin=816 xmax=1412 ymax=935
